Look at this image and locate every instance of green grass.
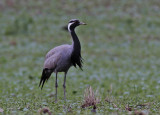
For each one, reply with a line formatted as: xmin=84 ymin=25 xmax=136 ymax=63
xmin=0 ymin=0 xmax=160 ymax=114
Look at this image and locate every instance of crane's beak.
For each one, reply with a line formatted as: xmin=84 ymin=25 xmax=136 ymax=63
xmin=79 ymin=22 xmax=87 ymax=25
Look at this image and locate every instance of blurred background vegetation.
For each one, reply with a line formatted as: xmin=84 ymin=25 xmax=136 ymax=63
xmin=0 ymin=0 xmax=160 ymax=114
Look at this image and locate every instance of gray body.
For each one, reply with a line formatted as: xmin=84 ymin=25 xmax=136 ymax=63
xmin=44 ymin=44 xmax=73 ymax=73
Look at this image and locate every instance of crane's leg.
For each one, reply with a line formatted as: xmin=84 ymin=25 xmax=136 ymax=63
xmin=63 ymin=72 xmax=67 ymax=101
xmin=55 ymin=72 xmax=58 ymax=103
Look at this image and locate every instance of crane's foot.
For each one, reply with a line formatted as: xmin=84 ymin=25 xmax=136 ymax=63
xmin=54 ymin=94 xmax=58 ymax=103
xmin=63 ymin=84 xmax=66 ymax=101
xmin=64 ymin=95 xmax=66 ymax=102
xmin=54 ymin=93 xmax=57 ymax=103
xmin=55 ymin=84 xmax=58 ymax=103
xmin=55 ymin=72 xmax=58 ymax=103
xmin=54 ymin=99 xmax=57 ymax=103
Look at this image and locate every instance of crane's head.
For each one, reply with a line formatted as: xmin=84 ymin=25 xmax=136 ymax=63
xmin=68 ymin=19 xmax=86 ymax=32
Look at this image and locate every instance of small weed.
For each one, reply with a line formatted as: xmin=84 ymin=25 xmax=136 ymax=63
xmin=81 ymin=86 xmax=100 ymax=108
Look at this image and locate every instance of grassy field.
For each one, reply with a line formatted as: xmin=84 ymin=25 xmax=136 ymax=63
xmin=0 ymin=0 xmax=160 ymax=114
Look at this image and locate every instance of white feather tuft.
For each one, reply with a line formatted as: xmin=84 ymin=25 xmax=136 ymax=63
xmin=68 ymin=23 xmax=73 ymax=32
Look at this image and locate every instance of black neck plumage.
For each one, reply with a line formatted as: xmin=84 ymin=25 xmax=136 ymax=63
xmin=70 ymin=29 xmax=83 ymax=70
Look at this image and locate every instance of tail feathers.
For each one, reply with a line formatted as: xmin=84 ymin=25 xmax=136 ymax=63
xmin=39 ymin=68 xmax=52 ymax=89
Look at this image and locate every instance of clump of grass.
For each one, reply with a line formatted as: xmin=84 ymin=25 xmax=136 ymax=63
xmin=105 ymin=96 xmax=119 ymax=109
xmin=81 ymin=86 xmax=100 ymax=108
xmin=38 ymin=107 xmax=52 ymax=115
